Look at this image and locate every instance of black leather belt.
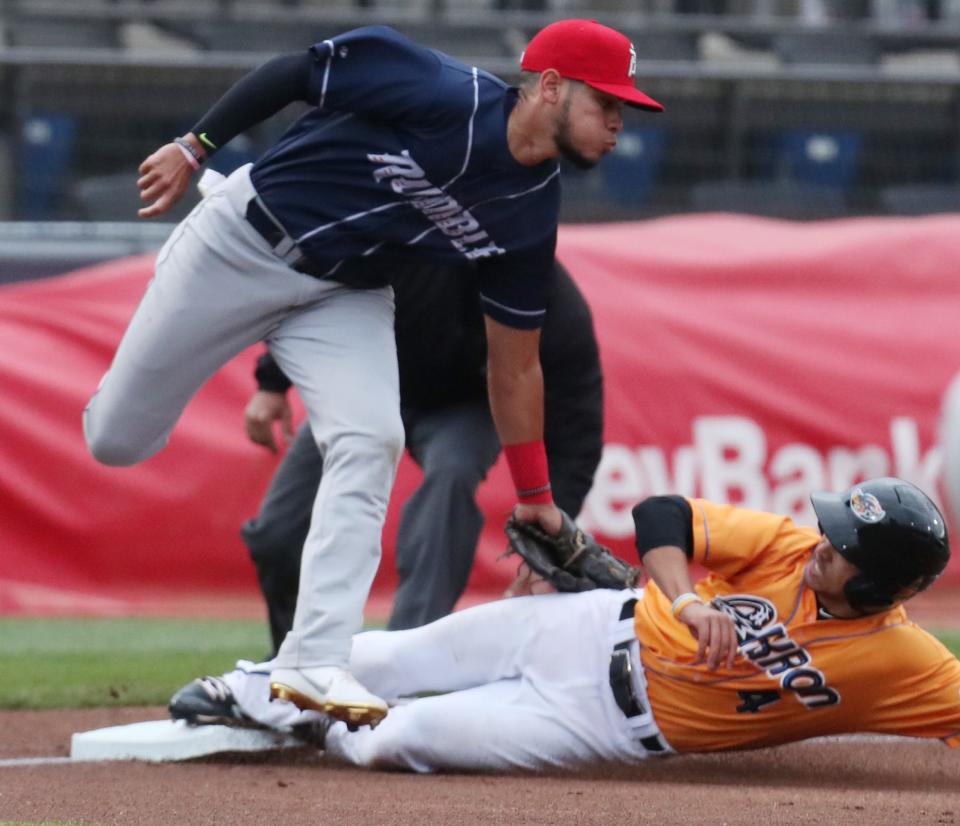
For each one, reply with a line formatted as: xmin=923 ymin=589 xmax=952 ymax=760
xmin=245 ymin=197 xmax=327 ymax=279
xmin=609 ymin=598 xmax=665 ymax=753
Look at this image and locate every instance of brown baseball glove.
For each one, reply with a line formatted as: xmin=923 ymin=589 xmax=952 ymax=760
xmin=504 ymin=510 xmax=642 ymax=592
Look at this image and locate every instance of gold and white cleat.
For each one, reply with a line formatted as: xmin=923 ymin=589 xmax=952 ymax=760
xmin=269 ymin=666 xmax=388 ymax=728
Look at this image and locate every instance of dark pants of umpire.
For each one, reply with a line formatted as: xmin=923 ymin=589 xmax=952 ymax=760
xmin=242 ymin=401 xmax=501 ymax=656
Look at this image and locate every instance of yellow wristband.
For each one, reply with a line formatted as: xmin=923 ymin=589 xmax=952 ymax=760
xmin=671 ymin=592 xmax=702 ymax=619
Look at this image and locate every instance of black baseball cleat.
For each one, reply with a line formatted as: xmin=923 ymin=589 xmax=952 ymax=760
xmin=169 ymin=675 xmax=251 ymax=726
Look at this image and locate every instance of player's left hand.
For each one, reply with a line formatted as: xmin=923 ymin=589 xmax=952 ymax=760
xmin=512 ymin=501 xmax=563 ymax=535
xmin=678 ymin=602 xmax=738 ymax=671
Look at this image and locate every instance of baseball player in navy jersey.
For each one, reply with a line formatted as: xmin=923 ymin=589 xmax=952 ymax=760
xmin=82 ymin=19 xmax=662 ymax=728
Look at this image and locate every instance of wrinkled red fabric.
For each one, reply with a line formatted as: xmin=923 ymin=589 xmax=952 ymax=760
xmin=2 ymin=214 xmax=958 ymax=615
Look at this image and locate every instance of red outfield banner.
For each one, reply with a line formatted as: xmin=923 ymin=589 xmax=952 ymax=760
xmin=1 ymin=214 xmax=959 ymax=616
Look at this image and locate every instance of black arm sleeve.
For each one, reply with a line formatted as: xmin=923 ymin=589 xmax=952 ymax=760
xmin=632 ymin=496 xmax=694 ymax=559
xmin=190 ymin=51 xmax=314 ymax=153
xmin=254 ymin=351 xmax=293 ymax=394
xmin=540 ymin=262 xmax=604 ymax=517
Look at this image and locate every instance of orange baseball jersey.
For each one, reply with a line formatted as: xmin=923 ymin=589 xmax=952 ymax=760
xmin=635 ymin=498 xmax=960 ymax=753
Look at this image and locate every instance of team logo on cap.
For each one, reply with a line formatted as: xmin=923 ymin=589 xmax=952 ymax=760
xmin=628 ymin=44 xmax=637 ymax=78
xmin=850 ymin=489 xmax=885 ymax=523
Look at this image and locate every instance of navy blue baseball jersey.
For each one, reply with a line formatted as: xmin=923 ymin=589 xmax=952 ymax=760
xmin=249 ymin=26 xmax=560 ymax=329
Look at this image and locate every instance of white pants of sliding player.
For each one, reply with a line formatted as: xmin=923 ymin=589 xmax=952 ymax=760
xmin=227 ymin=589 xmax=672 ymax=773
xmin=82 ymin=164 xmax=404 ymax=669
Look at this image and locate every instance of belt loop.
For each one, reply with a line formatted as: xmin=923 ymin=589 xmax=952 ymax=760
xmin=274 ymin=236 xmax=298 ymax=258
xmin=246 ymin=196 xmax=302 ymax=262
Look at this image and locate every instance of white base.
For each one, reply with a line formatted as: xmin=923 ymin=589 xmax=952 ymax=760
xmin=70 ymin=719 xmax=307 ymax=762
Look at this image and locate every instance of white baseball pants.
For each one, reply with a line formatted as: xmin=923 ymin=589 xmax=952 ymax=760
xmin=83 ymin=165 xmax=404 ymax=667
xmin=228 ymin=589 xmax=672 ymax=772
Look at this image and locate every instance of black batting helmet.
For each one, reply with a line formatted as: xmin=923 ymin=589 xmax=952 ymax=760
xmin=810 ymin=477 xmax=950 ymax=614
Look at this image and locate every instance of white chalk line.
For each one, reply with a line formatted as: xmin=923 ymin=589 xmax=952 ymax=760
xmin=0 ymin=756 xmax=76 ymax=767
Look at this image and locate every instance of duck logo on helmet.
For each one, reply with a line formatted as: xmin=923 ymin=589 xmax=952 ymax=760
xmin=850 ymin=489 xmax=885 ymax=524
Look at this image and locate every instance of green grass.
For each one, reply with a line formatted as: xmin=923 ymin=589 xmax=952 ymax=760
xmin=0 ymin=618 xmax=957 ymax=711
xmin=936 ymin=630 xmax=960 ymax=656
xmin=0 ymin=617 xmax=270 ymax=709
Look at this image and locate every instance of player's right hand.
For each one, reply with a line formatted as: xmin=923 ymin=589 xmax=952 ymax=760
xmin=137 ymin=142 xmax=194 ymax=218
xmin=678 ymin=602 xmax=739 ymax=671
xmin=244 ymin=391 xmax=294 ymax=454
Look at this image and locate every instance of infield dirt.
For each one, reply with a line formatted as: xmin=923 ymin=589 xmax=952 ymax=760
xmin=1 ymin=706 xmax=958 ymax=826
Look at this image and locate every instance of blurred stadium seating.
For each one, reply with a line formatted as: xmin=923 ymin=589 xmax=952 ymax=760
xmin=1 ymin=0 xmax=959 ymax=239
xmin=690 ymin=179 xmax=849 ymax=217
xmin=880 ymin=182 xmax=960 ymax=213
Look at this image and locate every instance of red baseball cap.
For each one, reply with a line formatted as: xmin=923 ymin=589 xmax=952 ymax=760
xmin=520 ymin=19 xmax=664 ymax=112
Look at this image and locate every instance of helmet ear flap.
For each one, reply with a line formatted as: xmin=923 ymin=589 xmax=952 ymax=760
xmin=843 ymin=571 xmax=930 ymax=615
xmin=842 ymin=574 xmax=894 ymax=615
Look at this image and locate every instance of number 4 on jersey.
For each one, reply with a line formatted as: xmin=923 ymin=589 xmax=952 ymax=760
xmin=736 ymin=689 xmax=781 ymax=714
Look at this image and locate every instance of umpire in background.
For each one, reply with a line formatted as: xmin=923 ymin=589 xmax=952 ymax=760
xmin=239 ymin=258 xmax=602 ymax=655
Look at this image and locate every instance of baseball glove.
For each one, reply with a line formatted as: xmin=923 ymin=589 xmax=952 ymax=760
xmin=504 ymin=510 xmax=642 ymax=592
